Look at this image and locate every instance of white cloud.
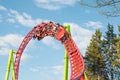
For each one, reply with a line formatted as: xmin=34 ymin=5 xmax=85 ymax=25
xmin=0 ymin=34 xmax=33 ymax=61
xmin=35 ymin=0 xmax=77 ymax=10
xmin=0 ymin=5 xmax=7 ymax=11
xmin=30 ymin=66 xmax=48 ymax=72
xmin=85 ymin=21 xmax=103 ymax=29
xmin=7 ymin=18 xmax=15 ymax=23
xmin=30 ymin=65 xmax=64 ymax=80
xmin=0 ymin=34 xmax=23 ymax=56
xmin=21 ymin=53 xmax=31 ymax=61
xmin=0 ymin=48 xmax=9 ymax=55
xmin=0 ymin=49 xmax=30 ymax=61
xmin=0 ymin=6 xmax=46 ymax=27
xmin=8 ymin=9 xmax=47 ymax=27
xmin=0 ymin=34 xmax=24 ymax=48
xmin=30 ymin=65 xmax=63 ymax=75
xmin=52 ymin=65 xmax=63 ymax=74
xmin=52 ymin=65 xmax=63 ymax=71
xmin=42 ymin=36 xmax=60 ymax=49
xmin=64 ymin=22 xmax=93 ymax=56
xmin=8 ymin=9 xmax=60 ymax=49
xmin=30 ymin=67 xmax=39 ymax=72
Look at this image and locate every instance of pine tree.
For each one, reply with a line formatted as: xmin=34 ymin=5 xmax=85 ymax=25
xmin=113 ymin=26 xmax=120 ymax=80
xmin=85 ymin=24 xmax=120 ymax=80
xmin=101 ymin=24 xmax=119 ymax=80
xmin=116 ymin=26 xmax=120 ymax=56
xmin=85 ymin=29 xmax=106 ymax=80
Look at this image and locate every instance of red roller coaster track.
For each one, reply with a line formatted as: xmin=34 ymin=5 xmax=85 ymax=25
xmin=14 ymin=22 xmax=85 ymax=80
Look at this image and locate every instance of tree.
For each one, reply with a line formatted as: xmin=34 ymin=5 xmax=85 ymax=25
xmin=85 ymin=24 xmax=120 ymax=80
xmin=113 ymin=26 xmax=120 ymax=80
xmin=101 ymin=24 xmax=120 ymax=80
xmin=80 ymin=0 xmax=120 ymax=17
xmin=85 ymin=29 xmax=106 ymax=80
xmin=118 ymin=25 xmax=120 ymax=37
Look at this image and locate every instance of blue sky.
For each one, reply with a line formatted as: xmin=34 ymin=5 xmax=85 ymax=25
xmin=0 ymin=0 xmax=120 ymax=80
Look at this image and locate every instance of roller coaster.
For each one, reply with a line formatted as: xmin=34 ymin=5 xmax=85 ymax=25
xmin=5 ymin=22 xmax=87 ymax=80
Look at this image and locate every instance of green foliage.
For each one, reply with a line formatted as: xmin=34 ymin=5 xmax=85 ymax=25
xmin=85 ymin=29 xmax=106 ymax=80
xmin=85 ymin=24 xmax=120 ymax=80
xmin=118 ymin=26 xmax=120 ymax=32
xmin=101 ymin=24 xmax=117 ymax=80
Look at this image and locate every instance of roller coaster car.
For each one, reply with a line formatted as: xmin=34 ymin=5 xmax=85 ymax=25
xmin=55 ymin=26 xmax=66 ymax=40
